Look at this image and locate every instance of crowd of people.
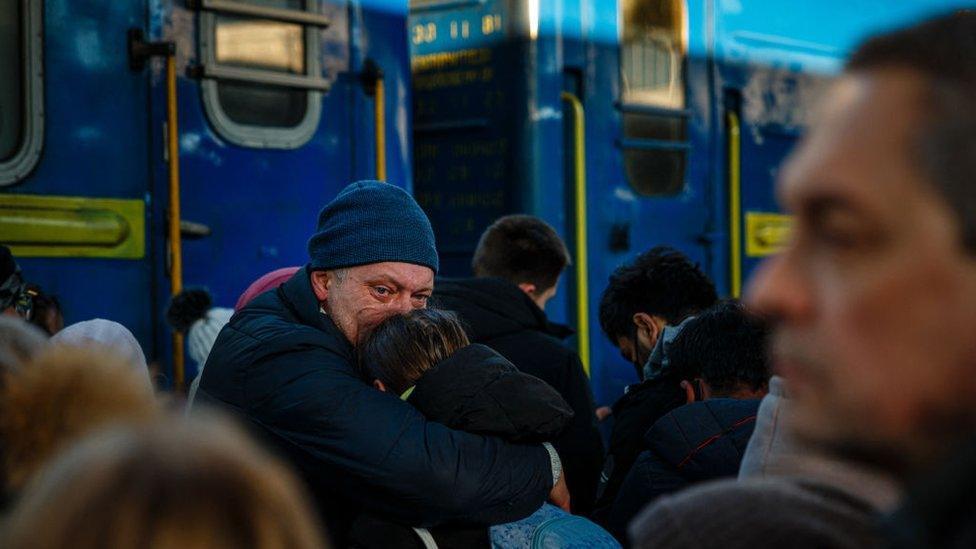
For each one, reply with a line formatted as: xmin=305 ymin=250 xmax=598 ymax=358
xmin=1 ymin=11 xmax=975 ymax=548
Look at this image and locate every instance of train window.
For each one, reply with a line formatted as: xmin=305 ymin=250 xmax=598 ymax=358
xmin=0 ymin=0 xmax=43 ymax=186
xmin=619 ymin=0 xmax=688 ymax=196
xmin=620 ymin=0 xmax=685 ymax=108
xmin=0 ymin=1 xmax=22 ymax=162
xmin=198 ymin=0 xmax=327 ymax=148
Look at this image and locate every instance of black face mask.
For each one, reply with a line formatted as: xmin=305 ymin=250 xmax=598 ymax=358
xmin=628 ymin=324 xmax=644 ymax=380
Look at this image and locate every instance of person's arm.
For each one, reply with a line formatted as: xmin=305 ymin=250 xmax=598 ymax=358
xmin=553 ymin=353 xmax=606 ymax=514
xmin=254 ymin=349 xmax=555 ymax=527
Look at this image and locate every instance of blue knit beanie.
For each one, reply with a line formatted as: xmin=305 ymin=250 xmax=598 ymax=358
xmin=308 ymin=181 xmax=439 ymax=273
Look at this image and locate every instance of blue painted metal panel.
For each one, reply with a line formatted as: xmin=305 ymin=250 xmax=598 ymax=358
xmin=6 ymin=0 xmax=156 ymax=356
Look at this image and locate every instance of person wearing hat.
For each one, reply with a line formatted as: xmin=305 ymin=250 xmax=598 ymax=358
xmin=194 ymin=181 xmax=567 ymax=545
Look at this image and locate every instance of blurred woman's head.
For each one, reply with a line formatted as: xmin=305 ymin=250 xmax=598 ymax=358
xmin=0 ymin=345 xmax=158 ymax=494
xmin=5 ymin=414 xmax=327 ymax=549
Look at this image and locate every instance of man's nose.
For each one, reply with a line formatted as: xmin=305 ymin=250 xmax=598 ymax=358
xmin=744 ymin=251 xmax=812 ymax=323
xmin=391 ymin=294 xmax=415 ymax=314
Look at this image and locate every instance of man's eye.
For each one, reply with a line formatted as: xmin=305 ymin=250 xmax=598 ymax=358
xmin=374 ymin=286 xmax=392 ymax=296
xmin=807 ymin=206 xmax=878 ymax=251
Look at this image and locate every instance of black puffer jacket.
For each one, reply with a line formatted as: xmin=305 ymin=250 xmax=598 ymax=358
xmin=410 ymin=343 xmax=574 ymax=441
xmin=349 ymin=344 xmax=574 ymax=548
xmin=593 ymin=374 xmax=687 ymax=514
xmin=602 ymin=398 xmax=760 ymax=543
xmin=433 ymin=277 xmax=605 ymax=514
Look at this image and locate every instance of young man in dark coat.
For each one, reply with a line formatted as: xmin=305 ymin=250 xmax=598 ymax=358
xmin=593 ymin=246 xmax=718 ymax=511
xmin=194 ymin=182 xmax=567 ymax=544
xmin=601 ymin=301 xmax=770 ymax=542
xmin=433 ymin=214 xmax=605 ymax=514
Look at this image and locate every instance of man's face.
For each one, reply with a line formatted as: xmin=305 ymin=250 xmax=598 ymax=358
xmin=615 ymin=335 xmax=640 ymax=369
xmin=747 ymin=70 xmax=976 ymax=471
xmin=615 ymin=319 xmax=657 ymax=372
xmin=312 ymin=262 xmax=434 ymax=345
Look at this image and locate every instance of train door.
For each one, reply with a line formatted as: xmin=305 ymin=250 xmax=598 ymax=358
xmin=580 ymin=0 xmax=714 ymax=401
xmin=1 ymin=1 xmax=156 ymax=353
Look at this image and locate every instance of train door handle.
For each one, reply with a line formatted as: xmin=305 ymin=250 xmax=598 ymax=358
xmin=179 ymin=220 xmax=211 ymax=240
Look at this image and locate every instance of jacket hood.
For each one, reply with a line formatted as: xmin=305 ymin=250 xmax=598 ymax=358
xmin=409 ymin=343 xmax=574 ymax=442
xmin=432 ymin=277 xmax=572 ymax=342
xmin=645 ymin=398 xmax=760 ymax=481
xmin=642 ymin=316 xmax=695 ymax=382
xmin=738 ymin=376 xmax=902 ymax=512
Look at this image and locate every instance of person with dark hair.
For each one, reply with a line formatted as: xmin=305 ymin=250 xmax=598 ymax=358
xmin=434 ymin=214 xmax=605 ymax=514
xmin=598 ymin=246 xmax=718 ymax=378
xmin=600 ymin=301 xmax=769 ymax=542
xmin=350 ymin=309 xmax=618 ymax=549
xmin=631 ymin=11 xmax=976 ymax=549
xmin=195 ymin=182 xmax=567 ymax=543
xmin=24 ymin=286 xmax=63 ymax=336
xmin=0 ymin=245 xmax=32 ymax=320
xmin=470 ymin=214 xmax=572 ymax=303
xmin=667 ymin=301 xmax=770 ymax=402
xmin=593 ymin=246 xmax=718 ymax=514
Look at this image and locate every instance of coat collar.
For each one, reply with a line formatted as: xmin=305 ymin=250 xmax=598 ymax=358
xmin=281 ymin=265 xmax=353 ymax=353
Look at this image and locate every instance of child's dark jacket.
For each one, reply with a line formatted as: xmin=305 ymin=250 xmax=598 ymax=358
xmin=348 ymin=344 xmax=574 ymax=548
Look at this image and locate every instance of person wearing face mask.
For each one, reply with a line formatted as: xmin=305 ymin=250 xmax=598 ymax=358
xmin=599 ymin=301 xmax=770 ymax=543
xmin=593 ymin=246 xmax=717 ymax=512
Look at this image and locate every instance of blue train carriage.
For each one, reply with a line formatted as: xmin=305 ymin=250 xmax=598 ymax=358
xmin=407 ymin=0 xmax=975 ymax=406
xmin=1 ymin=0 xmax=413 ymax=388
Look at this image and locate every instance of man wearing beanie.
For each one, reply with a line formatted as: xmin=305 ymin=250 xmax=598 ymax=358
xmin=195 ymin=181 xmax=567 ymax=545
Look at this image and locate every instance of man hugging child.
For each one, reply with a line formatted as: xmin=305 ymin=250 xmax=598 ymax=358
xmin=349 ymin=309 xmax=618 ymax=549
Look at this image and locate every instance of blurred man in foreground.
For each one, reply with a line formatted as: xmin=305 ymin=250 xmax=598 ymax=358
xmin=632 ymin=11 xmax=976 ymax=549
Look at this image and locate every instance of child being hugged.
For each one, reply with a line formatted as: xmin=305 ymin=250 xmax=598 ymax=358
xmin=349 ymin=309 xmax=618 ymax=549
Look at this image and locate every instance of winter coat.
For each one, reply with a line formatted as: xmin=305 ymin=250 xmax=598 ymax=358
xmin=195 ymin=267 xmax=554 ymax=544
xmin=628 ymin=376 xmax=900 ymax=549
xmin=887 ymin=437 xmax=976 ymax=549
xmin=433 ymin=277 xmax=605 ymax=514
xmin=593 ymin=374 xmax=687 ymax=513
xmin=602 ymin=398 xmax=759 ymax=543
xmin=349 ymin=343 xmax=573 ymax=549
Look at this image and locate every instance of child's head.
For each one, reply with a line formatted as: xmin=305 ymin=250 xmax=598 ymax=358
xmin=359 ymin=309 xmax=470 ymax=395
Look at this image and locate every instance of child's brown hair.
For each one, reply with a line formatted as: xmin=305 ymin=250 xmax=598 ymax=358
xmin=359 ymin=309 xmax=469 ymax=395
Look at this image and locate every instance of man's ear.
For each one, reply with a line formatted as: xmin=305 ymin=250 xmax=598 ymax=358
xmin=632 ymin=312 xmax=663 ymax=347
xmin=517 ymin=282 xmax=538 ymax=296
xmin=373 ymin=379 xmax=387 ymax=392
xmin=680 ymin=380 xmax=697 ymax=404
xmin=310 ymin=270 xmax=331 ymax=302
